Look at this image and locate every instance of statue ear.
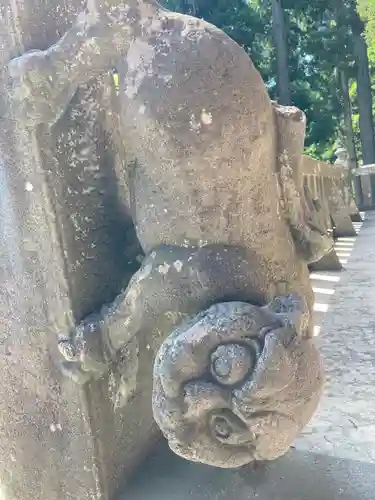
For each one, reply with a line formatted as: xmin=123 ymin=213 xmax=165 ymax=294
xmin=272 ymin=102 xmax=333 ymax=264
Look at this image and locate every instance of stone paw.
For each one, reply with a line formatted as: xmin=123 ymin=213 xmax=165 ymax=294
xmin=58 ymin=313 xmax=110 ymax=384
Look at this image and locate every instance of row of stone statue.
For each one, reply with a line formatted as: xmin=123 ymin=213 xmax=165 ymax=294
xmin=0 ymin=1 xmax=360 ymax=499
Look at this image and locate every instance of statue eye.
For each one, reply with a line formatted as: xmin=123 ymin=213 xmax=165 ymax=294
xmin=210 ymin=342 xmax=258 ymax=387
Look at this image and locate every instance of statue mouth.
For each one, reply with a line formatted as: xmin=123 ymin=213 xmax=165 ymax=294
xmin=168 ymin=431 xmax=258 ymax=467
xmin=167 ymin=409 xmax=294 ymax=467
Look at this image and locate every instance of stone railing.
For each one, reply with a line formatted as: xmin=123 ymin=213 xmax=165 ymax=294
xmin=301 ymin=155 xmax=360 ymax=271
xmin=0 ymin=2 xmax=360 ymax=499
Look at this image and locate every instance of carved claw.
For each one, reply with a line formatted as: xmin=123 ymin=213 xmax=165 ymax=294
xmin=152 ymin=298 xmax=323 ymax=468
xmin=57 ymin=312 xmax=139 ymax=407
xmin=58 ymin=313 xmax=110 ymax=384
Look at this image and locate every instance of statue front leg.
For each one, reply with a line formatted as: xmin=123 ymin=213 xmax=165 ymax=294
xmin=57 ymin=244 xmax=223 ymax=387
xmin=57 ymin=245 xmax=209 ymax=392
xmin=57 ymin=244 xmax=323 ymax=466
xmin=57 ymin=254 xmax=154 ymax=390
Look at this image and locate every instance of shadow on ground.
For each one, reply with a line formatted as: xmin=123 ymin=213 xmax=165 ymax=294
xmin=124 ymin=440 xmax=375 ymax=500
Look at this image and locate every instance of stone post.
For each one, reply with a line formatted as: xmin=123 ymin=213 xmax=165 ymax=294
xmin=302 ymin=166 xmax=332 ymax=237
xmin=334 ymin=148 xmax=362 ymax=222
xmin=0 ymin=2 xmax=100 ymax=499
xmin=0 ymin=1 xmax=148 ymax=499
xmin=324 ymin=175 xmax=357 ymax=237
xmin=354 ymin=164 xmax=375 ymax=210
xmin=303 ymin=155 xmax=356 ymax=238
xmin=301 ymin=156 xmax=341 ymax=271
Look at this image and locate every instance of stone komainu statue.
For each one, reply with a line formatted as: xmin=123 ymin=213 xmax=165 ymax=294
xmin=6 ymin=0 xmax=332 ymax=468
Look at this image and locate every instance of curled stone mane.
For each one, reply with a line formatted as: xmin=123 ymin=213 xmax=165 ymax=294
xmin=152 ymin=299 xmax=323 ymax=467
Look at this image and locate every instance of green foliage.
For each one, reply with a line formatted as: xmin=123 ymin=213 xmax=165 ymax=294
xmin=358 ymin=0 xmax=375 ymax=57
xmin=163 ymin=0 xmax=273 ymax=79
xmin=161 ymin=0 xmax=374 ymax=162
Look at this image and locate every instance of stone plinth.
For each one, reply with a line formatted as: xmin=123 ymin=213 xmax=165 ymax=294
xmin=354 ymin=164 xmax=375 ymax=209
xmin=0 ymin=2 xmax=151 ymax=499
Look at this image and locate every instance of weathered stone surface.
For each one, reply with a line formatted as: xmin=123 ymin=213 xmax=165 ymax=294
xmin=0 ymin=2 xmax=145 ymax=499
xmin=301 ymin=155 xmax=358 ymax=272
xmin=306 ymin=173 xmax=333 ymax=236
xmin=325 ymin=177 xmax=357 ymax=237
xmin=0 ymin=2 xmax=105 ymax=500
xmin=302 ymin=155 xmax=357 ymax=238
xmin=2 ymin=0 xmax=332 ymax=490
xmin=300 ymin=158 xmax=336 ymax=270
xmin=333 ymin=148 xmax=362 ymax=222
xmin=123 ymin=214 xmax=375 ymax=500
xmin=273 ymin=105 xmax=333 ymax=264
xmin=354 ymin=164 xmax=375 ymax=209
xmin=153 ymin=297 xmax=322 ymax=467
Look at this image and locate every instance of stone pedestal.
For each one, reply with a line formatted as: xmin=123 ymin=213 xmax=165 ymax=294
xmin=348 ymin=191 xmax=363 ymax=222
xmin=354 ymin=165 xmax=375 ymax=210
xmin=0 ymin=2 xmax=152 ymax=499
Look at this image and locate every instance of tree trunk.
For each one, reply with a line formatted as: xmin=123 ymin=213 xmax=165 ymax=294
xmin=339 ymin=70 xmax=362 ymax=203
xmin=352 ymin=18 xmax=375 ymax=165
xmin=339 ymin=70 xmax=358 ymax=171
xmin=351 ymin=8 xmax=375 ymax=202
xmin=271 ymin=0 xmax=292 ymax=105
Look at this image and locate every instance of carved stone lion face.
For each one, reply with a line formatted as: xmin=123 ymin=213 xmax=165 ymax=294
xmin=152 ymin=300 xmax=323 ymax=467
